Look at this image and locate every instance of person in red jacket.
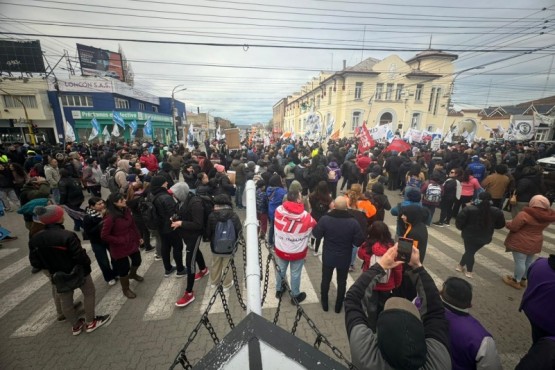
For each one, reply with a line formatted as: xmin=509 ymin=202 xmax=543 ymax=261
xmin=356 ymin=152 xmax=373 ymax=191
xmin=139 ymin=148 xmax=159 ymax=173
xmin=357 ymin=221 xmax=402 ymax=330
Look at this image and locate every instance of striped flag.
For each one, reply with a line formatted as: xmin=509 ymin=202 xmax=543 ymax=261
xmin=130 ymin=120 xmax=138 ymax=136
xmin=102 ymin=126 xmax=110 ymax=142
xmin=88 ymin=117 xmax=100 ymax=141
xmin=143 ymin=118 xmax=153 ymax=136
xmin=113 ymin=111 xmax=126 ymax=128
xmin=187 ymin=121 xmax=194 ymax=150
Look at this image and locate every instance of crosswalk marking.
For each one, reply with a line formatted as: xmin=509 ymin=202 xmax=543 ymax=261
xmin=0 ymin=248 xmax=17 ymax=260
xmin=143 ymin=273 xmax=186 ymax=321
xmin=0 ymin=272 xmax=48 ymax=320
xmin=0 ymin=256 xmax=32 ymax=282
xmin=11 ymin=263 xmax=103 ymax=338
xmin=94 ymin=253 xmax=156 ymax=327
xmin=494 ymin=228 xmax=555 ymax=256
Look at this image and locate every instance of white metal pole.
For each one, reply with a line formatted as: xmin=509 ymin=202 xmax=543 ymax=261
xmin=244 ymin=179 xmax=261 ymax=315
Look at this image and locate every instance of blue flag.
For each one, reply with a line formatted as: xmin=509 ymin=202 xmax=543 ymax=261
xmin=187 ymin=121 xmax=194 ymax=149
xmin=91 ymin=117 xmax=100 ymax=133
xmin=144 ymin=118 xmax=153 ymax=136
xmin=130 ymin=120 xmax=138 ymax=136
xmin=113 ymin=111 xmax=126 ymax=128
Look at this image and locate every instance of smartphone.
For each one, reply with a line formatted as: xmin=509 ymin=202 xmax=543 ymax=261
xmin=397 ymin=237 xmax=414 ymax=262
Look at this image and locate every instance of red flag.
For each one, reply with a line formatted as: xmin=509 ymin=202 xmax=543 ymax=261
xmin=359 ymin=121 xmax=375 ymax=152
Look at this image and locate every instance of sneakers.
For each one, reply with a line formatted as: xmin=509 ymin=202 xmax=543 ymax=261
xmin=175 ymin=291 xmax=195 ymax=307
xmin=176 ymin=268 xmax=187 ymax=278
xmin=455 ymin=265 xmax=465 ymax=273
xmin=465 ymin=272 xmax=473 ymax=278
xmin=432 ymin=222 xmax=444 ymax=227
xmin=502 ymin=275 xmax=522 ymax=290
xmin=85 ymin=314 xmax=111 ymax=333
xmin=195 ymin=268 xmax=209 ymax=281
xmin=164 ymin=266 xmax=177 ymax=277
xmin=72 ymin=318 xmax=85 ymax=336
xmin=154 ymin=255 xmax=162 ymax=261
xmin=108 ymin=279 xmax=117 ymax=286
xmin=520 ymin=278 xmax=528 ymax=288
xmin=444 ymin=223 xmax=451 ymax=227
xmin=291 ymin=292 xmax=307 ymax=305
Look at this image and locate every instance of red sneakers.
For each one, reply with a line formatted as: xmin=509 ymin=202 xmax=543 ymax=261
xmin=72 ymin=318 xmax=85 ymax=336
xmin=85 ymin=314 xmax=111 ymax=333
xmin=175 ymin=291 xmax=195 ymax=307
xmin=194 ymin=268 xmax=209 ymax=281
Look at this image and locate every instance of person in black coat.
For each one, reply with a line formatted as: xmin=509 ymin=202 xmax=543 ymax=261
xmin=312 ymin=197 xmax=365 ymax=313
xmin=366 ymin=182 xmax=391 ymax=222
xmin=455 ymin=192 xmax=505 ymax=278
xmin=58 ymin=168 xmax=85 ymax=232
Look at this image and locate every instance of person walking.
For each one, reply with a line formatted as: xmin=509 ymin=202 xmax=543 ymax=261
xmin=308 ymin=181 xmax=333 ymax=256
xmin=58 ymin=168 xmax=85 ymax=232
xmin=434 ymin=167 xmax=461 ymax=227
xmin=101 ymin=193 xmax=144 ymax=299
xmin=312 ymin=197 xmax=365 ymax=313
xmin=82 ymin=158 xmax=102 ymax=197
xmin=29 ymin=205 xmax=110 ymax=336
xmin=455 ymin=192 xmax=505 ymax=278
xmin=44 ymin=158 xmax=61 ymax=204
xmin=503 ymin=195 xmax=555 ymax=289
xmin=453 ymin=169 xmax=481 ymax=218
xmin=481 ymin=164 xmax=511 ymax=209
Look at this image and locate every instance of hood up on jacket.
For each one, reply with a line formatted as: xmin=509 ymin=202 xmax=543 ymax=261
xmin=401 ymin=204 xmax=427 ymax=225
xmin=170 ymin=182 xmax=190 ymax=202
xmin=523 ymin=207 xmax=555 ymax=224
xmin=281 ymin=200 xmax=305 ymax=216
xmin=117 ymin=159 xmax=130 ymax=172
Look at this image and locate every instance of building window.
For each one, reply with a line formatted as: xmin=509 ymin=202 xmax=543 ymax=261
xmin=139 ymin=102 xmax=145 ymax=111
xmin=433 ymin=88 xmax=442 ymax=115
xmin=328 ymin=87 xmax=332 ymax=104
xmin=152 ymin=105 xmax=158 ymax=112
xmin=428 ymin=88 xmax=436 ymax=113
xmin=2 ymin=95 xmax=38 ymax=109
xmin=415 ymin=84 xmax=423 ymax=101
xmin=385 ymin=84 xmax=394 ymax=100
xmin=354 ymin=82 xmax=363 ymax=99
xmin=61 ymin=95 xmax=93 ymax=107
xmin=375 ymin=83 xmax=383 ymax=100
xmin=411 ymin=113 xmax=421 ymax=129
xmin=396 ymin=84 xmax=404 ymax=101
xmin=114 ymin=97 xmax=129 ymax=109
xmin=351 ymin=111 xmax=361 ymax=131
xmin=379 ymin=112 xmax=393 ymax=125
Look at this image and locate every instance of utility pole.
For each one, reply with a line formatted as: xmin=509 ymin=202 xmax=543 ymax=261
xmin=171 ymin=84 xmax=186 ymax=143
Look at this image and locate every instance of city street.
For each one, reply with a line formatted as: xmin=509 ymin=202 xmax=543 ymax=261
xmin=0 ymin=188 xmax=552 ymax=369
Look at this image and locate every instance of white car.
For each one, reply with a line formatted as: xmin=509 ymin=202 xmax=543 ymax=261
xmin=538 ymin=155 xmax=555 ymax=173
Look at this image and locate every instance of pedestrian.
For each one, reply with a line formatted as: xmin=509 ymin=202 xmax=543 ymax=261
xmin=440 ymin=277 xmax=502 ymax=370
xmin=266 ymin=174 xmax=287 ymax=247
xmin=170 ymin=182 xmax=209 ymax=308
xmin=453 ymin=169 xmax=482 ymax=218
xmin=344 ymin=246 xmax=451 ymax=370
xmin=167 ymin=150 xmax=183 ymax=181
xmin=82 ymin=158 xmax=102 ymax=197
xmin=420 ymin=174 xmax=444 ymax=225
xmin=229 ymin=155 xmax=246 ymax=209
xmin=101 ymin=192 xmax=144 ymax=299
xmin=29 ymin=205 xmax=111 ymax=336
xmin=455 ymin=192 xmax=505 ymax=278
xmin=313 ymin=196 xmax=364 ymax=313
xmin=481 ymin=164 xmax=511 ymax=209
xmin=44 ymin=158 xmax=61 ymax=204
xmin=357 ymin=221 xmax=402 ymax=330
xmin=205 ymin=194 xmax=242 ymax=290
xmin=365 ymin=182 xmax=391 ymax=222
xmin=273 ymin=189 xmax=316 ymax=304
xmin=503 ymin=194 xmax=555 ymax=289
xmin=83 ymin=197 xmax=117 ymax=286
xmin=126 ymin=182 xmax=155 ymax=253
xmin=326 ymin=159 xmax=341 ymax=198
xmin=255 ymin=180 xmax=268 ymax=240
xmin=308 ymin=180 xmax=333 ymax=256
xmin=0 ymin=157 xmax=20 ymax=211
xmin=434 ymin=167 xmax=462 ymax=227
xmin=58 ymin=168 xmax=85 ymax=232
xmin=516 ymin=254 xmax=555 ymax=370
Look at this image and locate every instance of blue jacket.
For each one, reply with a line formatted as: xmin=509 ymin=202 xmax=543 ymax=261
xmin=467 ymin=161 xmax=486 ymax=182
xmin=266 ymin=186 xmax=287 ymax=220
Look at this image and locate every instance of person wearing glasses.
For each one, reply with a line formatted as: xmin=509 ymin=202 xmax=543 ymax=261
xmin=434 ymin=168 xmax=462 ymax=227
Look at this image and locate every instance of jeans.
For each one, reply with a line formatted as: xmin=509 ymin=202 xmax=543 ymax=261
xmin=0 ymin=187 xmax=19 ymax=210
xmin=268 ymin=218 xmax=275 ymax=246
xmin=438 ymin=199 xmax=455 ymax=224
xmin=423 ymin=204 xmax=436 ymax=226
xmin=235 ymin=184 xmax=245 ymax=208
xmin=459 ymin=241 xmax=485 ymax=272
xmin=91 ymin=243 xmax=117 ymax=282
xmin=350 ymin=246 xmax=357 ymax=267
xmin=257 ymin=213 xmax=268 ymax=237
xmin=275 ymin=256 xmax=304 ymax=297
xmin=321 ymin=264 xmax=348 ymax=308
xmin=512 ymin=251 xmax=535 ymax=282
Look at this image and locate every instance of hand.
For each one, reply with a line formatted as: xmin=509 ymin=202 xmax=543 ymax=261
xmin=408 ymin=246 xmax=422 ymax=268
xmin=170 ymin=220 xmax=182 ymax=229
xmin=378 ymin=245 xmax=403 ymax=270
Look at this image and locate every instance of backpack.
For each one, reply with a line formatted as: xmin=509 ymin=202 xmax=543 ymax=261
xmin=107 ymin=170 xmax=123 ymax=194
xmin=406 ymin=176 xmax=422 ymax=189
xmin=327 ymin=167 xmax=339 ymax=182
xmin=423 ymin=183 xmax=442 ymax=205
xmin=370 ymin=254 xmax=391 ymax=284
xmin=138 ymin=193 xmax=161 ymax=230
xmin=212 ymin=218 xmax=237 ymax=255
xmin=100 ymin=168 xmax=115 ymax=188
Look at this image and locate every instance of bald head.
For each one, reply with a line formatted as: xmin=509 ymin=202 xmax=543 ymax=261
xmin=334 ymin=196 xmax=348 ymax=210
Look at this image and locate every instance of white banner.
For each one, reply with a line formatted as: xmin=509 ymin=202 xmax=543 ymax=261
xmin=368 ymin=124 xmax=393 ymax=142
xmin=503 ymin=118 xmax=536 ymax=141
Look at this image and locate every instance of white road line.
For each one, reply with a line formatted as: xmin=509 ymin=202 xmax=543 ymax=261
xmin=0 ymin=273 xmax=48 ymax=319
xmin=143 ymin=273 xmax=186 ymax=321
xmin=200 ymin=246 xmax=319 ymax=314
xmin=425 ymin=267 xmax=444 ymax=287
xmin=495 ymin=229 xmax=555 ymax=256
xmin=94 ymin=253 xmax=156 ymax=326
xmin=0 ymin=248 xmax=17 ymax=260
xmin=0 ymin=256 xmax=32 ymax=283
xmin=10 ymin=263 xmax=103 ymax=338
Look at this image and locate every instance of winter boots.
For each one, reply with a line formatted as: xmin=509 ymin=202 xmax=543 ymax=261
xmin=120 ymin=276 xmax=137 ymax=299
xmin=129 ymin=266 xmax=144 ymax=282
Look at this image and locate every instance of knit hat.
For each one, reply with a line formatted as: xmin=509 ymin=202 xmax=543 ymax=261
xmin=247 ymin=161 xmax=256 ymax=169
xmin=34 ymin=205 xmax=64 ymax=225
xmin=150 ymin=175 xmax=167 ymax=189
xmin=376 ymin=297 xmax=427 ymax=370
xmin=215 ymin=164 xmax=225 ymax=173
xmin=529 ymin=194 xmax=550 ymax=209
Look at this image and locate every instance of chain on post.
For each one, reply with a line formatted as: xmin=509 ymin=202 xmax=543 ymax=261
xmin=242 ymin=232 xmax=247 ymax=279
xmin=230 ymin=259 xmax=246 ymax=310
xmin=201 ymin=316 xmax=221 ymax=345
xmin=290 ymin=309 xmax=303 ymax=336
xmin=258 ymin=237 xmax=263 ymax=279
xmin=260 ymin=252 xmax=271 ymax=305
xmin=218 ymin=286 xmax=235 ymax=330
xmin=176 ymin=350 xmax=192 ymax=370
xmin=313 ymin=334 xmax=323 ymax=349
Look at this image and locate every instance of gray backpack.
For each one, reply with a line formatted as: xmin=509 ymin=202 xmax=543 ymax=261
xmin=212 ymin=219 xmax=237 ymax=255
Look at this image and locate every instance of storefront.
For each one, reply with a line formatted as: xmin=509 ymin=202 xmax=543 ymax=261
xmin=70 ymin=110 xmax=175 ymax=144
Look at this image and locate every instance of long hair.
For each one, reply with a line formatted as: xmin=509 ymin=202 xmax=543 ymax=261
xmin=310 ymin=180 xmax=332 ymax=204
xmin=461 ymin=168 xmax=473 ymax=183
xmin=366 ymin=221 xmax=393 ymax=253
xmin=476 ymin=191 xmax=492 ymax=229
xmin=106 ymin=192 xmax=126 ymax=218
xmin=126 ymin=181 xmax=144 ymax=201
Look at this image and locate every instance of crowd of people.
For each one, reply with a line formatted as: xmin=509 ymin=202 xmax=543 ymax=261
xmin=1 ymin=136 xmax=554 ymax=368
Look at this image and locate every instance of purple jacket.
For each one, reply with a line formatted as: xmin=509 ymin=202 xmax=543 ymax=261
xmin=520 ymin=256 xmax=555 ymax=336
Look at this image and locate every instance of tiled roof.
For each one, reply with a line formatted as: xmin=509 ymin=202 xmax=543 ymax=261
xmin=344 ymin=57 xmax=380 ymax=72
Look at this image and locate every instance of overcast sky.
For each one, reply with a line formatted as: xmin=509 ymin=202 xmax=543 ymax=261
xmin=0 ymin=0 xmax=554 ymax=125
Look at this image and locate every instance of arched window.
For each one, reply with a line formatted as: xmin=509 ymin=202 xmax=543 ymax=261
xmin=379 ymin=112 xmax=393 ymax=125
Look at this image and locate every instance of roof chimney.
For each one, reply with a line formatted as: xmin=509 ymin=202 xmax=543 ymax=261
xmin=343 ymin=60 xmax=346 ymax=70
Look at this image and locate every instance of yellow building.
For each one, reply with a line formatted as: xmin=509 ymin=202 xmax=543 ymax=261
xmin=279 ymin=51 xmax=458 ymax=138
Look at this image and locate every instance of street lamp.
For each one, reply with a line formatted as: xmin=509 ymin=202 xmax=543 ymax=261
xmin=0 ymin=88 xmax=36 ymax=145
xmin=441 ymin=66 xmax=486 ymax=135
xmin=171 ymin=84 xmax=187 ymax=143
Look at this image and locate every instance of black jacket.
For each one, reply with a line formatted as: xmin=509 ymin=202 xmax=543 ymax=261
xmin=175 ymin=193 xmax=206 ymax=241
xmin=58 ymin=177 xmax=84 ymax=208
xmin=206 ymin=207 xmax=242 ymax=252
xmin=213 ymin=172 xmax=235 ymax=196
xmin=456 ymin=204 xmax=505 ymax=245
xmin=400 ymin=204 xmax=430 ymax=262
xmin=29 ymin=224 xmax=92 ymax=276
xmin=151 ymin=186 xmax=177 ymax=235
xmin=345 ymin=264 xmax=451 ymax=370
xmin=82 ymin=208 xmax=107 ymax=246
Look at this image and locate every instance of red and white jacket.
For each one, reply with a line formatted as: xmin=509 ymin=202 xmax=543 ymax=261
xmin=274 ymin=201 xmax=316 ymax=261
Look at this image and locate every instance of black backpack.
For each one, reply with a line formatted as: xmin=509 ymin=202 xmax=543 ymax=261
xmin=212 ymin=218 xmax=237 ymax=255
xmin=138 ymin=193 xmax=161 ymax=230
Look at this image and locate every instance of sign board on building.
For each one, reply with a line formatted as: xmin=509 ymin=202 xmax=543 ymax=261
xmin=54 ymin=79 xmax=113 ymax=93
xmin=71 ymin=110 xmax=172 ymax=123
xmin=0 ymin=40 xmax=46 ymax=74
xmin=76 ymin=43 xmax=124 ymax=81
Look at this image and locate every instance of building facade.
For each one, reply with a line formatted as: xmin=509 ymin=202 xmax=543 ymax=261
xmin=272 ymin=97 xmax=287 ymax=138
xmin=279 ymin=51 xmax=458 ymax=139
